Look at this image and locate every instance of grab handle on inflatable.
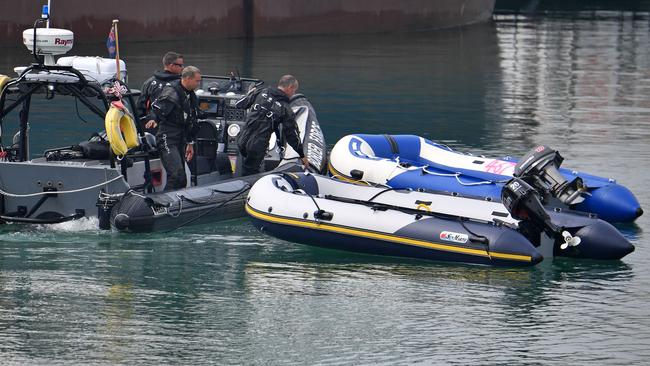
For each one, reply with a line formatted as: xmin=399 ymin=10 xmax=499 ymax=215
xmin=314 ymin=209 xmax=333 ymax=221
xmin=350 ymin=169 xmax=364 ymax=180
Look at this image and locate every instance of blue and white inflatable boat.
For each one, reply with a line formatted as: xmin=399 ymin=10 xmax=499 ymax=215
xmin=329 ymin=134 xmax=643 ymax=223
xmin=246 ymin=172 xmax=634 ymax=266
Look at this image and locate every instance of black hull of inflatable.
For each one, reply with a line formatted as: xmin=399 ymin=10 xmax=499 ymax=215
xmin=113 ymin=193 xmax=248 ymax=233
xmin=111 ymin=166 xmax=302 ymax=233
xmin=250 ymin=213 xmax=634 ymax=264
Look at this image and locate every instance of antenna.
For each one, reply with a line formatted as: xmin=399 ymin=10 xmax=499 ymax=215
xmin=46 ymin=0 xmax=52 ymax=28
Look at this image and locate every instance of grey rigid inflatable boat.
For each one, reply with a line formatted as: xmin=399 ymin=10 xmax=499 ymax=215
xmin=0 ymin=47 xmax=326 ymax=232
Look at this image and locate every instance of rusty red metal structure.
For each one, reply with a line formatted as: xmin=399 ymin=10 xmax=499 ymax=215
xmin=1 ymin=0 xmax=495 ymax=44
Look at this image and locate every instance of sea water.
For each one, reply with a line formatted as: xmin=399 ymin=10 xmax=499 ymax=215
xmin=1 ymin=10 xmax=649 ymax=365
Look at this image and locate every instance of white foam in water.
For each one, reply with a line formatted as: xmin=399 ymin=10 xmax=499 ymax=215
xmin=36 ymin=216 xmax=101 ymax=233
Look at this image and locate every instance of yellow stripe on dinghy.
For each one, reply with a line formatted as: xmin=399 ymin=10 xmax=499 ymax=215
xmin=105 ymin=104 xmax=139 ymax=157
xmin=245 ymin=204 xmax=533 ymax=263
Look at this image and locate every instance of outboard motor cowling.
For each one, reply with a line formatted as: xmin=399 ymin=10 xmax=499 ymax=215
xmin=514 ymin=145 xmax=586 ymax=206
xmin=502 ymin=178 xmax=560 ymax=238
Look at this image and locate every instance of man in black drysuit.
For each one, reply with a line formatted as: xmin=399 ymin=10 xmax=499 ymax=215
xmin=145 ymin=66 xmax=201 ymax=191
xmin=137 ymin=51 xmax=184 ymax=128
xmin=236 ymin=75 xmax=309 ymax=176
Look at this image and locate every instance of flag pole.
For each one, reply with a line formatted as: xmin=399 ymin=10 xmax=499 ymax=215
xmin=112 ymin=19 xmax=121 ymax=81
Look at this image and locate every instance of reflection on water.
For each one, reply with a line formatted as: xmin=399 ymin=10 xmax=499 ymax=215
xmin=240 ymin=254 xmax=638 ymax=364
xmin=2 ymin=11 xmax=650 ymax=365
xmin=494 ymin=13 xmax=650 ymax=158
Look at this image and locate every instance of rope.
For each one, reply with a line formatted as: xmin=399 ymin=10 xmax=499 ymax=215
xmin=367 ymin=187 xmax=412 ymax=203
xmin=167 ymin=194 xmax=184 ymax=218
xmin=0 ymin=174 xmax=124 ymax=198
xmin=458 ymin=218 xmax=491 ymax=259
xmin=421 ymin=166 xmax=505 ymax=186
xmin=329 ymin=174 xmax=380 ymax=187
xmin=382 ymin=157 xmax=497 ymax=187
xmin=173 ymin=183 xmax=250 ymax=206
xmin=386 ymin=157 xmax=409 ymax=183
xmin=162 ymin=183 xmax=252 ymax=232
xmin=121 ymin=190 xmax=147 ymax=200
xmin=295 ymin=188 xmax=324 ymax=219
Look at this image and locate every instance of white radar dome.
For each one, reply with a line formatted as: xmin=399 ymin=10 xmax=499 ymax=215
xmin=23 ymin=28 xmax=74 ymax=56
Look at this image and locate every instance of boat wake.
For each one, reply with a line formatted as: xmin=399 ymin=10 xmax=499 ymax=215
xmin=36 ymin=217 xmax=102 ymax=233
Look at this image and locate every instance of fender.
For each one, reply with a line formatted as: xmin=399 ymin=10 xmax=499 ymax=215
xmin=104 ymin=101 xmax=139 ymax=157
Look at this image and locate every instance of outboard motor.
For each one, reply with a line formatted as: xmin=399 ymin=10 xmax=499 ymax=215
xmin=502 ymin=178 xmax=634 ymax=260
xmin=502 ymin=178 xmax=581 ymax=250
xmin=514 ymin=145 xmax=586 ymax=206
xmin=96 ymin=192 xmax=121 ymax=230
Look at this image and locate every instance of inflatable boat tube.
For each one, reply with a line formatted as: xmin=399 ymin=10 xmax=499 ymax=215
xmin=246 ymin=173 xmax=633 ymax=266
xmin=329 ymin=134 xmax=642 ymax=223
xmin=110 ymin=164 xmax=305 ymax=232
